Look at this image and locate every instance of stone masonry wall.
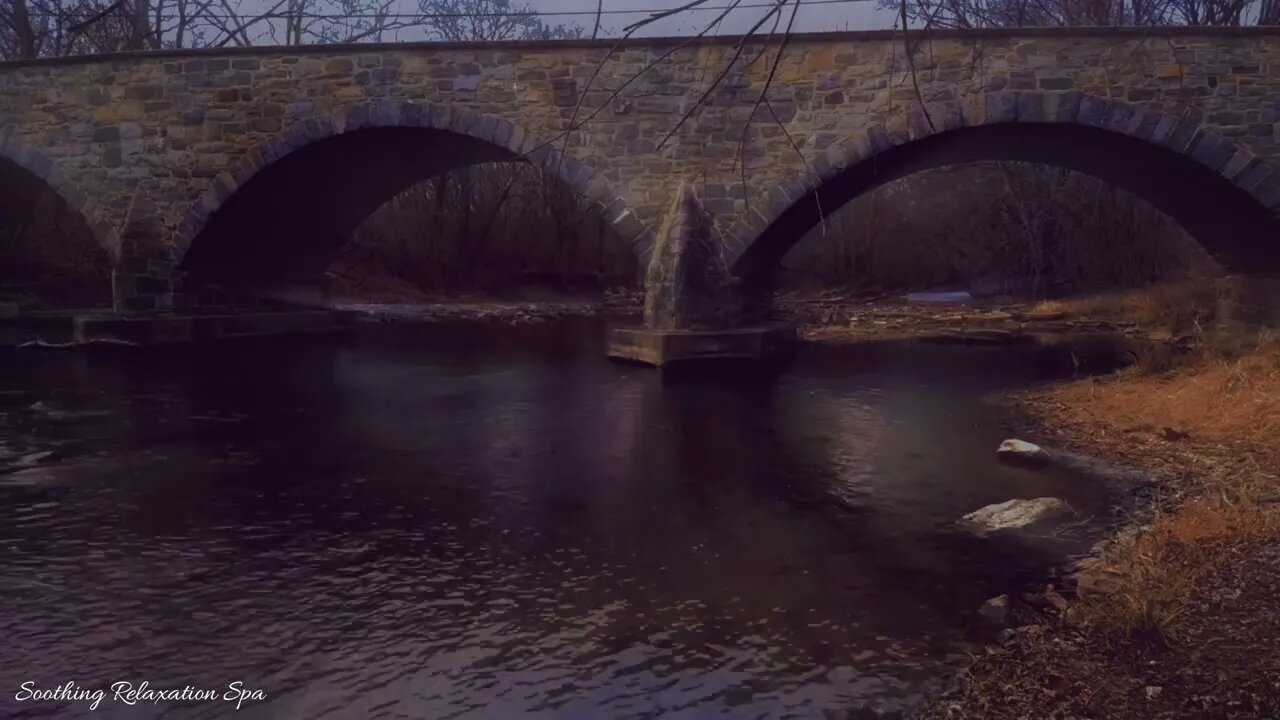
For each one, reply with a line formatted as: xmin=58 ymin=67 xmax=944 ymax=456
xmin=2 ymin=27 xmax=1280 ymax=310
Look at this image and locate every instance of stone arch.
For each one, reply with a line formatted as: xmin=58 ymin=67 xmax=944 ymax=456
xmin=725 ymin=91 xmax=1280 ymax=284
xmin=0 ymin=125 xmax=120 ymax=260
xmin=174 ymin=101 xmax=652 ymax=284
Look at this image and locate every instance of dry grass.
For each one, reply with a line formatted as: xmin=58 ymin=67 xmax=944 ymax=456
xmin=1047 ymin=334 xmax=1280 ymax=447
xmin=1031 ymin=279 xmax=1226 ymax=335
xmin=1076 ymin=488 xmax=1279 ymax=642
xmin=1029 ymin=335 xmax=1280 ymax=642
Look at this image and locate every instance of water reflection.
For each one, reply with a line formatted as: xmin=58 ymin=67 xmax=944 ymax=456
xmin=0 ymin=320 xmax=1111 ymax=719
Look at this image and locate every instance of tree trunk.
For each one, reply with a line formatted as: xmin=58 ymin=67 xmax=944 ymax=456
xmin=10 ymin=0 xmax=38 ymax=59
xmin=130 ymin=0 xmax=151 ymax=49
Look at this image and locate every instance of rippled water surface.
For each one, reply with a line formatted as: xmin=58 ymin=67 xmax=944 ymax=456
xmin=0 ymin=319 xmax=1110 ymax=719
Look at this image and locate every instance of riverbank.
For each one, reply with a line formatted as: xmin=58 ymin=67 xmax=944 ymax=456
xmin=919 ymin=339 xmax=1280 ymax=719
xmin=778 ymin=284 xmax=1280 ymax=718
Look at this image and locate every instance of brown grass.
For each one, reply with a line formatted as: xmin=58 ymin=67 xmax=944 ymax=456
xmin=1048 ymin=334 xmax=1280 ymax=447
xmin=1031 ymin=279 xmax=1226 ymax=335
xmin=1077 ymin=488 xmax=1279 ymax=642
xmin=1031 ymin=334 xmax=1280 ymax=642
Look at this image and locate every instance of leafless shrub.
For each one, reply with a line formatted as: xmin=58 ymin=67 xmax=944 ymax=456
xmin=333 ymin=161 xmax=637 ymax=296
xmin=779 ymin=162 xmax=1220 ymax=297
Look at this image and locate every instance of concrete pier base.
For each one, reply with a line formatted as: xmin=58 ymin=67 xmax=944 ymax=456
xmin=607 ymin=323 xmax=797 ymax=369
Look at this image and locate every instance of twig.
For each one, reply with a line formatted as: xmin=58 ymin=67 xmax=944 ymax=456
xmin=654 ymin=0 xmax=781 ymax=151
xmin=552 ymin=0 xmax=716 ymax=178
xmin=66 ymin=0 xmax=124 ymax=34
xmin=765 ymin=96 xmax=826 ymax=237
xmin=737 ymin=0 xmax=799 ymax=215
xmin=900 ymin=0 xmax=936 ymax=132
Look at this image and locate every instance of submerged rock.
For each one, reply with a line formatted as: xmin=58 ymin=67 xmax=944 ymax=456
xmin=978 ymin=594 xmax=1010 ymax=626
xmin=997 ymin=438 xmax=1051 ymax=467
xmin=959 ymin=497 xmax=1075 ymax=535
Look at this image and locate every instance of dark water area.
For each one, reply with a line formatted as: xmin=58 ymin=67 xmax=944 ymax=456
xmin=0 ymin=319 xmax=1116 ymax=719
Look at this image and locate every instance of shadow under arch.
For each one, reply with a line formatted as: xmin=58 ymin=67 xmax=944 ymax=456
xmin=175 ymin=103 xmax=651 ymax=289
xmin=727 ymin=92 xmax=1280 ymax=289
xmin=0 ymin=132 xmax=116 ymax=308
xmin=0 ymin=128 xmax=120 ymax=260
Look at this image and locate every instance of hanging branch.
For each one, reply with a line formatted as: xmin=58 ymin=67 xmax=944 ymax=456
xmin=738 ymin=0 xmax=799 ymax=214
xmin=900 ymin=0 xmax=936 ymax=132
xmin=551 ymin=0 xmax=716 ymax=178
xmin=653 ymin=0 xmax=786 ymax=151
xmin=539 ymin=0 xmax=741 ymax=184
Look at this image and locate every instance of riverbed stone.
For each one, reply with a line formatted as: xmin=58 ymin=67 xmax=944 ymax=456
xmin=1071 ymin=556 xmax=1128 ymax=598
xmin=978 ymin=594 xmax=1011 ymax=626
xmin=997 ymin=438 xmax=1052 ymax=467
xmin=959 ymin=497 xmax=1075 ymax=535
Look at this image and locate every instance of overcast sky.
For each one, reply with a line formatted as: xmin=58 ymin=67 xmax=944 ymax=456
xmin=524 ymin=0 xmax=895 ymax=36
xmin=340 ymin=0 xmax=898 ymax=44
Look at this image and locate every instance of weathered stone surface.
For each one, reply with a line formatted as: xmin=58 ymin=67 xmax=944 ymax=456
xmin=643 ymin=182 xmax=742 ymax=330
xmin=997 ymin=438 xmax=1052 ymax=467
xmin=1 ymin=28 xmax=1280 ymax=315
xmin=978 ymin=594 xmax=1011 ymax=626
xmin=959 ymin=497 xmax=1075 ymax=535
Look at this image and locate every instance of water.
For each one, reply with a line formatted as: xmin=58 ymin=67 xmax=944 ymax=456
xmin=0 ymin=319 xmax=1114 ymax=719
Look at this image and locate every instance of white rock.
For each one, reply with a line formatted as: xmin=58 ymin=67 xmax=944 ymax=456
xmin=997 ymin=438 xmax=1050 ymax=466
xmin=959 ymin=497 xmax=1075 ymax=535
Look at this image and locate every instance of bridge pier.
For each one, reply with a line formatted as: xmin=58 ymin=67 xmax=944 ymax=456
xmin=607 ymin=182 xmax=795 ymax=369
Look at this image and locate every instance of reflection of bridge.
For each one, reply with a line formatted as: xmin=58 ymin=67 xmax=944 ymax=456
xmin=2 ymin=28 xmax=1280 ymax=352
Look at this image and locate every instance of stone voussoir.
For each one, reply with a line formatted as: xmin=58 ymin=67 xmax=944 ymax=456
xmin=1 ymin=29 xmax=1279 ymax=311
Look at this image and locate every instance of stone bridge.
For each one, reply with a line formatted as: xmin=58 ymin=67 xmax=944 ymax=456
xmin=3 ymin=27 xmax=1280 ymax=330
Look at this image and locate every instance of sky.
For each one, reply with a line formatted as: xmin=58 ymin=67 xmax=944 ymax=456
xmin=522 ymin=0 xmax=897 ymax=36
xmin=337 ymin=0 xmax=900 ymax=44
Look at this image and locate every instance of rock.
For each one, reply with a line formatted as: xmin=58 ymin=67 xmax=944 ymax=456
xmin=904 ymin=291 xmax=973 ymax=305
xmin=997 ymin=438 xmax=1051 ymax=466
xmin=978 ymin=594 xmax=1010 ymax=626
xmin=1045 ymin=590 xmax=1070 ymax=614
xmin=959 ymin=497 xmax=1075 ymax=536
xmin=1071 ymin=557 xmax=1128 ymax=598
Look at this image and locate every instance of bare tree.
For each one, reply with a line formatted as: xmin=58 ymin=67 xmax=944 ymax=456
xmin=417 ymin=0 xmax=583 ymax=42
xmin=884 ymin=0 xmax=1276 ymax=26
